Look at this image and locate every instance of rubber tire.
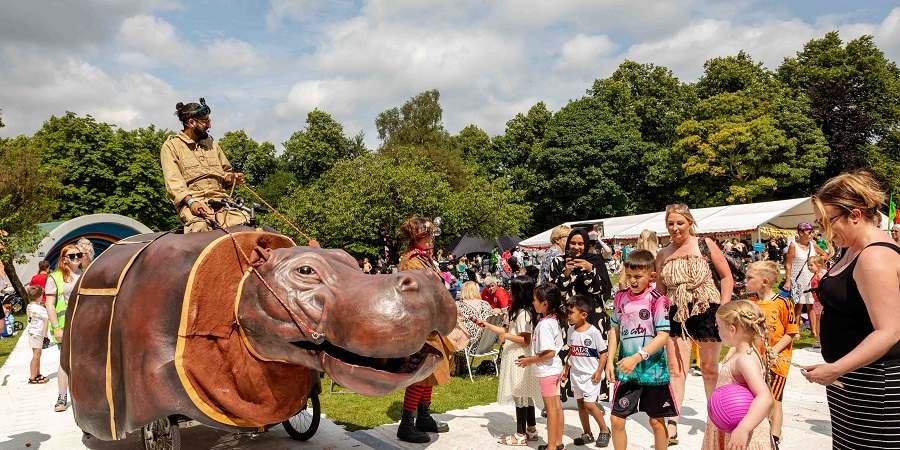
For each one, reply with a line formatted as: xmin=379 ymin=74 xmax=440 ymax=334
xmin=283 ymin=394 xmax=320 ymax=441
xmin=142 ymin=416 xmax=181 ymax=450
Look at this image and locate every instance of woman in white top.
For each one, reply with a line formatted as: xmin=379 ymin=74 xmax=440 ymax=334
xmin=783 ymin=223 xmax=828 ymax=323
xmin=46 ymin=243 xmax=85 ymax=412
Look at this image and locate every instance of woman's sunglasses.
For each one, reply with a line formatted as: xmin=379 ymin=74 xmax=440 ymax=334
xmin=65 ymin=252 xmax=84 ymax=260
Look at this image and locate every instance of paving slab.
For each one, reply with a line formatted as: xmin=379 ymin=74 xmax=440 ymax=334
xmin=1 ymin=331 xmax=832 ymax=450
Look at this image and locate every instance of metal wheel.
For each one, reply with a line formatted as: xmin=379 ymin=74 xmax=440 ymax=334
xmin=142 ymin=416 xmax=181 ymax=450
xmin=282 ymin=393 xmax=320 ymax=441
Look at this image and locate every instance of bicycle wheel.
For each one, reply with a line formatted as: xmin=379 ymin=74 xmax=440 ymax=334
xmin=282 ymin=393 xmax=320 ymax=441
xmin=13 ymin=321 xmax=24 ymax=332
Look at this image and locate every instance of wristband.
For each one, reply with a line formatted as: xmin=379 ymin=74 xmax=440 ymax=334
xmin=186 ymin=198 xmax=196 ymax=207
xmin=639 ymin=350 xmax=650 ymax=360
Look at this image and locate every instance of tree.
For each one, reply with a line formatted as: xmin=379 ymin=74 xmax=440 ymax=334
xmin=32 ymin=113 xmax=178 ymax=231
xmin=273 ymin=152 xmax=531 ymax=256
xmin=672 ymin=83 xmax=828 ymax=205
xmin=589 ymin=61 xmax=697 ymax=211
xmin=526 ymin=96 xmax=648 ymax=232
xmin=696 ymin=51 xmax=771 ymax=99
xmin=0 ymin=136 xmax=60 ymax=298
xmin=281 ymin=109 xmax=363 ymax=184
xmin=376 ymin=89 xmax=449 ymax=148
xmin=218 ymin=130 xmax=277 ymax=184
xmin=778 ymin=32 xmax=900 ymax=178
xmin=488 ymin=102 xmax=553 ymax=183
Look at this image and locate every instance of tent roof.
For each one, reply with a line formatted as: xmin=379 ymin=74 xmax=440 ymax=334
xmin=520 ymin=197 xmax=890 ymax=248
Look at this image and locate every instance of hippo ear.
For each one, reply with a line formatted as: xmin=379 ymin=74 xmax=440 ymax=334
xmin=250 ymin=246 xmax=271 ymax=267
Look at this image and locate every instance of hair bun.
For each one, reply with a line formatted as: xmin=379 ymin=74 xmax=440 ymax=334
xmin=175 ymin=102 xmax=185 ymax=111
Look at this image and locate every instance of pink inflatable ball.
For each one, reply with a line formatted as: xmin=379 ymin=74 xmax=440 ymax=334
xmin=708 ymin=383 xmax=754 ymax=433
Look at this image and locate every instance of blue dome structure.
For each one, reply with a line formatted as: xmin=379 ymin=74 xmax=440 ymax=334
xmin=14 ymin=214 xmax=152 ymax=284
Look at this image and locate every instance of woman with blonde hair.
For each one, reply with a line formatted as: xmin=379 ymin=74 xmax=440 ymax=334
xmin=539 ymin=225 xmax=571 ymax=284
xmin=656 ymin=204 xmax=734 ymax=445
xmin=455 ymin=281 xmax=494 ymax=354
xmin=802 ymin=171 xmax=900 ymax=450
xmin=47 ymin=243 xmax=85 ymax=412
xmin=636 ymin=229 xmax=659 ymax=257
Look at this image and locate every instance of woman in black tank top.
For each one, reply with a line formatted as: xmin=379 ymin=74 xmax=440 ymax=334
xmin=804 ymin=171 xmax=900 ymax=450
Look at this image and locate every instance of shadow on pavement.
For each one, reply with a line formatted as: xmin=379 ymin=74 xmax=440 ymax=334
xmin=2 ymin=431 xmax=51 ymax=449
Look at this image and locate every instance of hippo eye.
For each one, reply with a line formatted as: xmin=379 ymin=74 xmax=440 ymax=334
xmin=296 ymin=266 xmax=316 ymax=276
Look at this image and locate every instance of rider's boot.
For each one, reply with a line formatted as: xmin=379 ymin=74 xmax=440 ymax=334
xmin=416 ymin=402 xmax=449 ymax=433
xmin=397 ymin=409 xmax=430 ymax=443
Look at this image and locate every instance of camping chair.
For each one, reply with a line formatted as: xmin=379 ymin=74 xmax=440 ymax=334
xmin=465 ymin=314 xmax=503 ymax=382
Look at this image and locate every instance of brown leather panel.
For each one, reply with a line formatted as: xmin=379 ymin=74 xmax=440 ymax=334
xmin=179 ymin=231 xmax=309 ymax=426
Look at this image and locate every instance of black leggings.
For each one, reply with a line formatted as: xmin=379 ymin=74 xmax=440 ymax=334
xmin=515 ymin=406 xmax=536 ymax=434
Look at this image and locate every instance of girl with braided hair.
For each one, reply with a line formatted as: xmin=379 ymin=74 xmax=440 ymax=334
xmin=743 ymin=261 xmax=797 ymax=448
xmin=701 ymin=300 xmax=775 ymax=450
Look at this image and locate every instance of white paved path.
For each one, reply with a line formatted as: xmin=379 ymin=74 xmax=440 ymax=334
xmin=1 ymin=333 xmax=832 ymax=450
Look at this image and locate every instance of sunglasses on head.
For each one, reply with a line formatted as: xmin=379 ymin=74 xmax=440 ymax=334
xmin=65 ymin=252 xmax=84 ymax=260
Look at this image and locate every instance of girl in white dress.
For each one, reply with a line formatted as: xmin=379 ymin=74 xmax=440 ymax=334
xmin=479 ymin=276 xmax=543 ymax=446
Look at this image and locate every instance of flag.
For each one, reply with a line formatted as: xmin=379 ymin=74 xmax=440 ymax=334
xmin=890 ymin=192 xmax=897 ymax=229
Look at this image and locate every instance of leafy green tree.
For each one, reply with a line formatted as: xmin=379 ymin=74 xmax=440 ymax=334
xmin=273 ymin=152 xmax=530 ymax=256
xmin=778 ymin=32 xmax=900 ymax=177
xmin=526 ymin=96 xmax=648 ymax=232
xmin=672 ymin=82 xmax=828 ymax=205
xmin=696 ymin=51 xmax=771 ymax=98
xmin=489 ymin=102 xmax=552 ymax=183
xmin=218 ymin=130 xmax=277 ymax=184
xmin=281 ymin=109 xmax=363 ymax=184
xmin=376 ymin=89 xmax=450 ymax=148
xmin=0 ymin=136 xmax=60 ymax=298
xmin=452 ymin=124 xmax=493 ymax=173
xmin=589 ymin=61 xmax=697 ymax=211
xmin=32 ymin=113 xmax=177 ymax=230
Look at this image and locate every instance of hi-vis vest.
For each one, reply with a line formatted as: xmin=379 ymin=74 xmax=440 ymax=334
xmin=49 ymin=271 xmax=68 ymax=334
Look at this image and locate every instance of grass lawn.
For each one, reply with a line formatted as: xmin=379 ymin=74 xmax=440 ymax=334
xmin=0 ymin=311 xmax=26 ymax=368
xmin=321 ymin=357 xmax=500 ymax=431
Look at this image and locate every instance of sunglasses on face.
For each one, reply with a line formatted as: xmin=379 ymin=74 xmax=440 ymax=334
xmin=65 ymin=252 xmax=84 ymax=260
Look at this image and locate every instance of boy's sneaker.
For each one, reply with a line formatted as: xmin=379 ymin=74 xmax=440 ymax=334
xmin=596 ymin=432 xmax=611 ymax=448
xmin=573 ymin=433 xmax=594 ymax=445
xmin=54 ymin=394 xmax=68 ymax=412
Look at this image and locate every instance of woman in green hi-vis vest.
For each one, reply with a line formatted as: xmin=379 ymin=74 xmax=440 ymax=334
xmin=46 ymin=243 xmax=85 ymax=413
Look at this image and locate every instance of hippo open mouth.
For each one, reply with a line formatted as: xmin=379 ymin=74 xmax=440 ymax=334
xmin=291 ymin=338 xmax=442 ymax=396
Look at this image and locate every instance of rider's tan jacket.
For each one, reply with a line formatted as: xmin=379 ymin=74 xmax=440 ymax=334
xmin=160 ymin=132 xmax=246 ymax=232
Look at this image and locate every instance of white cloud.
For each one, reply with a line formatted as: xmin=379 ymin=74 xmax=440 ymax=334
xmin=207 ymin=39 xmax=266 ymax=73
xmin=556 ymin=34 xmax=618 ymax=74
xmin=0 ymin=47 xmax=179 ymax=136
xmin=117 ymin=14 xmax=189 ymax=66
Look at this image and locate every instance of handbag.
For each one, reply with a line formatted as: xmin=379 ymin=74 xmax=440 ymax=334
xmin=698 ymin=238 xmax=744 ymax=300
xmin=42 ymin=336 xmax=51 ymax=349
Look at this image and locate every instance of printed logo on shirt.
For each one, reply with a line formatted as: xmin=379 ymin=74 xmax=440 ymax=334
xmin=569 ymin=345 xmax=600 ymax=358
xmin=639 ymin=309 xmax=650 ymax=320
xmin=584 ymin=338 xmax=592 ymax=347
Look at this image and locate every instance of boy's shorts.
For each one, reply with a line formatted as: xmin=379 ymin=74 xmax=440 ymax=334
xmin=768 ymin=371 xmax=787 ymax=402
xmin=611 ymin=380 xmax=678 ymax=419
xmin=28 ymin=333 xmax=44 ymax=349
xmin=572 ymin=374 xmax=603 ymax=402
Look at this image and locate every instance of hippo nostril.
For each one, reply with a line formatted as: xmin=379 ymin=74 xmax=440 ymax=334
xmin=398 ymin=275 xmax=418 ymax=292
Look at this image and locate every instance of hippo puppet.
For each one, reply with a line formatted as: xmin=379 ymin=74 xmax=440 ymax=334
xmin=61 ymin=227 xmax=455 ymax=441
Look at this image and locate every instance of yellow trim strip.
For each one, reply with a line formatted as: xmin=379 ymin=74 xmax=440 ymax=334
xmin=174 ymin=232 xmax=263 ymax=428
xmin=233 ymin=270 xmax=292 ymax=364
xmin=103 ymin=242 xmax=153 ymax=440
xmin=78 ymin=288 xmax=118 ymax=296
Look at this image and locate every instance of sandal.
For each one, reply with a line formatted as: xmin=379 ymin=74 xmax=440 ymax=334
xmin=537 ymin=445 xmax=564 ymax=450
xmin=498 ymin=433 xmax=529 ymax=446
xmin=526 ymin=428 xmax=539 ymax=441
xmin=667 ymin=419 xmax=679 ymax=446
xmin=36 ymin=374 xmax=49 ymax=383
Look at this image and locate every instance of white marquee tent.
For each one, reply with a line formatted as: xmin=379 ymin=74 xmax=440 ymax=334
xmin=519 ymin=197 xmax=892 ymax=249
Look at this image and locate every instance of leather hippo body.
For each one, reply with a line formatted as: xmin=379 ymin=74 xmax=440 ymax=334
xmin=61 ymin=227 xmax=455 ymax=441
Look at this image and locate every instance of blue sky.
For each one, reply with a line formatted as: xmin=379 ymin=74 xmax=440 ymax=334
xmin=1 ymin=1 xmax=898 ymax=150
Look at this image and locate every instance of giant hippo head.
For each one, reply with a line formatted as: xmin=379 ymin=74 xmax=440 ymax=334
xmin=236 ymin=245 xmax=456 ymax=396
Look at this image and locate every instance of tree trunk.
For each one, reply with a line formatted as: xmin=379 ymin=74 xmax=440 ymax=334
xmin=2 ymin=256 xmax=27 ymax=301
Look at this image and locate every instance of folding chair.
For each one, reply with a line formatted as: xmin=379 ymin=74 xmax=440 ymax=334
xmin=464 ymin=314 xmax=503 ymax=382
